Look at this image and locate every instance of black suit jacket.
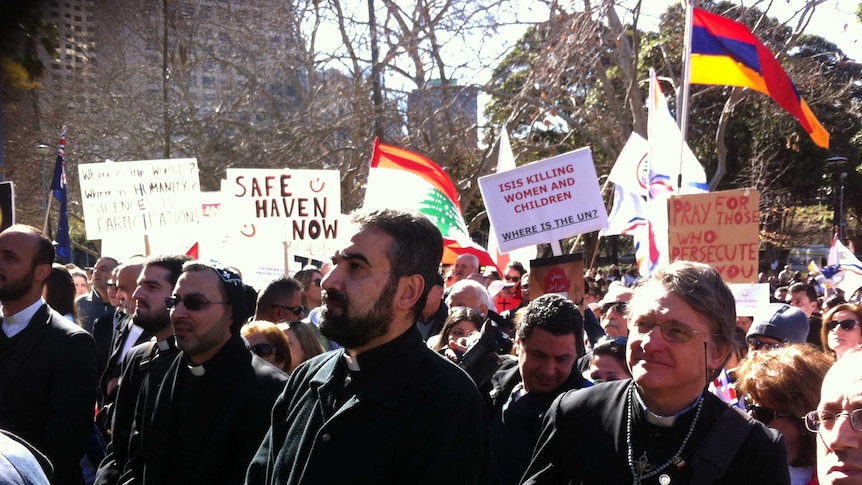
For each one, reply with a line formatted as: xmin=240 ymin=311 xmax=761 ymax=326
xmin=92 ymin=310 xmax=123 ymax=381
xmin=0 ymin=303 xmax=98 ymax=485
xmin=100 ymin=316 xmax=152 ymax=406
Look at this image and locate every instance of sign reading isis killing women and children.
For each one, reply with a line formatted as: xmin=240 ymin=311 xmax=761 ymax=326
xmin=478 ymin=147 xmax=608 ymax=254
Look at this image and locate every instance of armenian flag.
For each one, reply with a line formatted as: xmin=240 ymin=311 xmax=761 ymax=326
xmin=690 ymin=8 xmax=829 ymax=148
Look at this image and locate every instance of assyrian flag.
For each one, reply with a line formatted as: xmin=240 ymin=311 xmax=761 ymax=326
xmin=690 ymin=8 xmax=828 ymax=148
xmin=642 ymin=70 xmax=710 ymax=276
xmin=828 ymin=236 xmax=862 ymax=296
xmin=51 ymin=126 xmax=71 ymax=262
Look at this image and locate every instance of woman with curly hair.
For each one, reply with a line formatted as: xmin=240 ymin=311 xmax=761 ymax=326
xmin=735 ymin=344 xmax=833 ymax=485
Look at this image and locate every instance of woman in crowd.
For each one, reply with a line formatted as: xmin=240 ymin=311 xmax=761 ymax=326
xmin=294 ymin=266 xmax=323 ymax=311
xmin=735 ymin=344 xmax=833 ymax=485
xmin=69 ymin=267 xmax=90 ymax=297
xmin=820 ymin=302 xmax=862 ymax=360
xmin=587 ymin=335 xmax=630 ymax=383
xmin=241 ymin=320 xmax=291 ymax=373
xmin=278 ymin=321 xmax=325 ymax=373
xmin=431 ymin=306 xmax=484 ymax=363
xmin=43 ymin=264 xmax=77 ymax=323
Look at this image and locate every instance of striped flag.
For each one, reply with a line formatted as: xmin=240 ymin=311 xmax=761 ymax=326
xmin=51 ymin=126 xmax=71 ymax=262
xmin=690 ymin=8 xmax=828 ymax=148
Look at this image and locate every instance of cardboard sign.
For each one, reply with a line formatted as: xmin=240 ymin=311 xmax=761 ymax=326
xmin=668 ymin=188 xmax=760 ymax=283
xmin=78 ymin=159 xmax=202 ymax=239
xmin=478 ymin=147 xmax=608 ymax=253
xmin=528 ymin=253 xmax=585 ymax=304
xmin=223 ymin=168 xmax=341 ymax=242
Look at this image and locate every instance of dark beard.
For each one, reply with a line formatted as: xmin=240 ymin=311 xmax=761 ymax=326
xmin=0 ymin=267 xmax=36 ymax=302
xmin=320 ymin=277 xmax=397 ymax=349
xmin=133 ymin=309 xmax=171 ymax=334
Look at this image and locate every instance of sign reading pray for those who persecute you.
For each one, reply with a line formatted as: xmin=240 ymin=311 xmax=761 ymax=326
xmin=78 ymin=158 xmax=202 ymax=240
xmin=668 ymin=188 xmax=760 ymax=283
xmin=478 ymin=147 xmax=608 ymax=254
xmin=223 ymin=168 xmax=342 ymax=242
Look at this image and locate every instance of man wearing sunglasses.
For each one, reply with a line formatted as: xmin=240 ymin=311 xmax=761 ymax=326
xmin=253 ymin=276 xmax=305 ymax=323
xmin=123 ymin=262 xmax=287 ymax=485
xmin=247 ymin=209 xmax=490 ymax=484
xmin=813 ymin=347 xmax=862 ymax=484
xmin=523 ymin=261 xmax=788 ymax=484
xmin=745 ymin=303 xmax=809 ymax=354
xmin=596 ymin=283 xmax=633 ymax=339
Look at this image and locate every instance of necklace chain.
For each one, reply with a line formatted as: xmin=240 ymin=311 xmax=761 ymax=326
xmin=625 ymin=382 xmax=703 ymax=484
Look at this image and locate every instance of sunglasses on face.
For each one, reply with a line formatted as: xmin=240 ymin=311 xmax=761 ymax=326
xmin=250 ymin=343 xmax=278 ymax=357
xmin=747 ymin=338 xmax=784 ymax=352
xmin=601 ymin=301 xmax=627 ymax=314
xmin=827 ymin=318 xmax=859 ymax=332
xmin=746 ymin=402 xmax=791 ymax=424
xmin=631 ymin=320 xmax=716 ymax=343
xmin=270 ymin=303 xmax=305 ymax=316
xmin=165 ymin=295 xmax=230 ymax=311
xmin=505 ymin=275 xmax=520 ymax=282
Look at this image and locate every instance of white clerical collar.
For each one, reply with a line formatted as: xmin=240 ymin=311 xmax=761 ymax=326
xmin=342 ymin=352 xmax=361 ymax=372
xmin=1 ymin=299 xmax=47 ymax=338
xmin=633 ymin=387 xmax=703 ymax=427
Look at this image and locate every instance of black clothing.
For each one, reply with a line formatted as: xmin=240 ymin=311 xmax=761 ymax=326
xmin=0 ymin=304 xmax=98 ymax=485
xmin=123 ymin=336 xmax=287 ymax=485
xmin=806 ymin=315 xmax=823 ymax=349
xmin=245 ymin=326 xmax=491 ymax=485
xmin=92 ymin=309 xmax=123 ymax=381
xmin=582 ymin=308 xmax=603 ymax=349
xmin=95 ymin=338 xmax=179 ymax=485
xmin=485 ymin=356 xmax=590 ymax=485
xmin=75 ymin=289 xmax=114 ymax=335
xmin=522 ymin=379 xmax=789 ymax=485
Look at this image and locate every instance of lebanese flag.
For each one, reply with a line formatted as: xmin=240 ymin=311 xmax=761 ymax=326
xmin=363 ymin=139 xmax=494 ymax=268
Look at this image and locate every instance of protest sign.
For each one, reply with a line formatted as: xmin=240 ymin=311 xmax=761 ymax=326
xmin=78 ymin=158 xmax=201 ymax=239
xmin=478 ymin=147 xmax=608 ymax=254
xmin=528 ymin=253 xmax=585 ymax=304
xmin=729 ymin=283 xmax=770 ymax=318
xmin=668 ymin=188 xmax=760 ymax=283
xmin=223 ymin=168 xmax=341 ymax=242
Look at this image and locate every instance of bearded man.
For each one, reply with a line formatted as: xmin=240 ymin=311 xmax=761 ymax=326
xmin=246 ymin=209 xmax=491 ymax=485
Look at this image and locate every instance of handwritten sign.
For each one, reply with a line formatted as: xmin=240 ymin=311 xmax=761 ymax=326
xmin=668 ymin=188 xmax=760 ymax=283
xmin=223 ymin=168 xmax=342 ymax=242
xmin=528 ymin=253 xmax=585 ymax=303
xmin=478 ymin=147 xmax=608 ymax=253
xmin=78 ymin=159 xmax=201 ymax=239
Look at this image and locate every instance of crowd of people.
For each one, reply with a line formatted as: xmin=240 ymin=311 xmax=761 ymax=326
xmin=0 ymin=210 xmax=861 ymax=485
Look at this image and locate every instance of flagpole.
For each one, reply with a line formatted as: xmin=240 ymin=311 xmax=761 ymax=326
xmin=42 ymin=191 xmax=54 ymax=234
xmin=677 ymin=0 xmax=696 ymax=190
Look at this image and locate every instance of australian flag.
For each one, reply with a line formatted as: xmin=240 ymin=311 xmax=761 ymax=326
xmin=51 ymin=126 xmax=71 ymax=262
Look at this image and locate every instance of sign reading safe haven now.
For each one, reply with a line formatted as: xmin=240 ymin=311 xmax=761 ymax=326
xmin=223 ymin=168 xmax=341 ymax=242
xmin=668 ymin=188 xmax=760 ymax=283
xmin=78 ymin=159 xmax=201 ymax=240
xmin=478 ymin=147 xmax=608 ymax=254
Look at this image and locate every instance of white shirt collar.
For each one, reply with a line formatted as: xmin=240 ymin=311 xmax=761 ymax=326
xmin=2 ymin=299 xmax=48 ymax=338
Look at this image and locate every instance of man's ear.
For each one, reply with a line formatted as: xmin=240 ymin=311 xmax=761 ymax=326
xmin=34 ymin=263 xmax=52 ymax=285
xmin=396 ymin=274 xmax=425 ymax=311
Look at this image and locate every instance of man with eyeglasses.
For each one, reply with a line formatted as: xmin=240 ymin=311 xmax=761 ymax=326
xmin=810 ymin=347 xmax=862 ymax=484
xmin=122 ymin=262 xmax=287 ymax=485
xmin=523 ymin=260 xmax=788 ymax=484
xmin=253 ymin=276 xmax=305 ymax=323
xmin=95 ymin=254 xmax=190 ymax=485
xmin=246 ymin=209 xmax=490 ymax=484
xmin=745 ymin=303 xmax=809 ymax=353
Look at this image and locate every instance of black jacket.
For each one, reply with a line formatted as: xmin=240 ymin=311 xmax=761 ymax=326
xmin=522 ymin=379 xmax=789 ymax=485
xmin=123 ymin=336 xmax=287 ymax=485
xmin=485 ymin=356 xmax=591 ymax=485
xmin=246 ymin=326 xmax=491 ymax=485
xmin=0 ymin=304 xmax=98 ymax=485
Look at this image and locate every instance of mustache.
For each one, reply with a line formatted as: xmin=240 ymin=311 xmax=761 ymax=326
xmin=323 ymin=289 xmax=347 ymax=306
